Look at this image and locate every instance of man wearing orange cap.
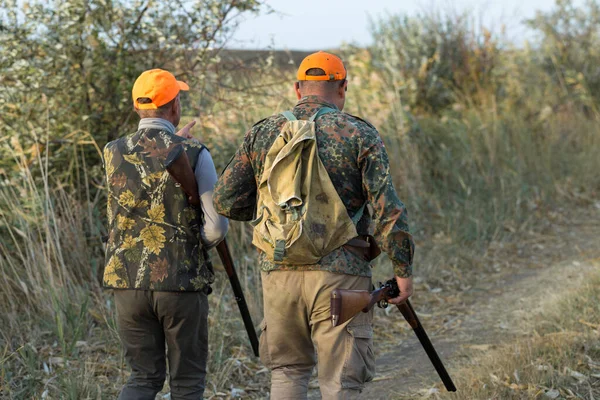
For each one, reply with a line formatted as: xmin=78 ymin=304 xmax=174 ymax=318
xmin=103 ymin=69 xmax=228 ymax=399
xmin=214 ymin=52 xmax=414 ymax=398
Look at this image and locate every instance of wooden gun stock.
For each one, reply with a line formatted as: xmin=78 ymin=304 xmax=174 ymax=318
xmin=331 ymin=288 xmax=387 ymax=327
xmin=164 ymin=146 xmax=259 ymax=357
xmin=330 ymin=279 xmax=456 ymax=392
xmin=164 ymin=145 xmax=200 ymax=207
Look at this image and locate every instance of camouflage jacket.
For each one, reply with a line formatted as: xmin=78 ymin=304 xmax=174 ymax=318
xmin=103 ymin=128 xmax=215 ymax=291
xmin=213 ymin=96 xmax=414 ymax=277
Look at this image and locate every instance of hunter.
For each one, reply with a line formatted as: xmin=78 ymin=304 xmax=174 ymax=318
xmin=102 ymin=69 xmax=228 ymax=399
xmin=213 ymin=51 xmax=415 ymax=399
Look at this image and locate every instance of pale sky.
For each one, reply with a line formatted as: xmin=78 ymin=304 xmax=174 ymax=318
xmin=230 ymin=0 xmax=582 ymax=50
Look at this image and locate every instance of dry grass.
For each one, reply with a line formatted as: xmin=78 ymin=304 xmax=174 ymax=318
xmin=0 ymin=144 xmax=270 ymax=398
xmin=401 ymin=268 xmax=600 ymax=400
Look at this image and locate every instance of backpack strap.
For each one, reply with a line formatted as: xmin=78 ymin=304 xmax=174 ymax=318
xmin=309 ymin=106 xmax=336 ymax=122
xmin=281 ymin=111 xmax=297 ymax=121
xmin=351 ymin=202 xmax=367 ymax=225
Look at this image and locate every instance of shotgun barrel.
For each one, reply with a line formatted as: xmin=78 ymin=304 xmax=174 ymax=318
xmin=397 ymin=300 xmax=456 ymax=392
xmin=216 ymin=240 xmax=260 ymax=357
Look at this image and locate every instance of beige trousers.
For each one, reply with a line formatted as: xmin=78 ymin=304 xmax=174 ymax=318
xmin=260 ymin=270 xmax=375 ymax=400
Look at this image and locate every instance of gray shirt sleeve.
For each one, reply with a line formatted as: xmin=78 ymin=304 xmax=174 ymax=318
xmin=195 ymin=149 xmax=229 ymax=248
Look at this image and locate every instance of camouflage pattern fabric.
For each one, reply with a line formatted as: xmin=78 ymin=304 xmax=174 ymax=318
xmin=213 ymin=96 xmax=414 ymax=278
xmin=103 ymin=128 xmax=215 ymax=291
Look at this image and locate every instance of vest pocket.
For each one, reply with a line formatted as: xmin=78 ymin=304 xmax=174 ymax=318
xmin=342 ymin=324 xmax=375 ymax=389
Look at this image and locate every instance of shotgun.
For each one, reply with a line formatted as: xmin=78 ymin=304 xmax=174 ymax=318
xmin=214 ymin=240 xmax=260 ymax=357
xmin=164 ymin=144 xmax=260 ymax=357
xmin=331 ymin=279 xmax=456 ymax=392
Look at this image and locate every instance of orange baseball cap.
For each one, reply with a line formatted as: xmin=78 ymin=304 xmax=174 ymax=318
xmin=297 ymin=51 xmax=346 ymax=81
xmin=132 ymin=69 xmax=189 ymax=110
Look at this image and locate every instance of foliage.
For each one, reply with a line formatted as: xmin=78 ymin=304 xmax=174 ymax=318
xmin=363 ymin=2 xmax=600 ymax=245
xmin=369 ymin=10 xmax=499 ymax=114
xmin=0 ymin=152 xmax=267 ymax=397
xmin=0 ymin=0 xmax=262 ymax=181
xmin=526 ymin=0 xmax=600 ymax=115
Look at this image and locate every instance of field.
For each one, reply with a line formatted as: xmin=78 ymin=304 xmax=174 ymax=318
xmin=1 ymin=0 xmax=600 ymax=399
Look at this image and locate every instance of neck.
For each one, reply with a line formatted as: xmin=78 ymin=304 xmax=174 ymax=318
xmin=306 ymin=93 xmax=335 ymax=102
xmin=301 ymin=94 xmax=340 ymax=108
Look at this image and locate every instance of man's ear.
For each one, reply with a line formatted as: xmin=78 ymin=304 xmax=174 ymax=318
xmin=338 ymin=80 xmax=347 ymax=97
xmin=294 ymin=82 xmax=302 ymax=100
xmin=172 ymin=95 xmax=180 ymax=114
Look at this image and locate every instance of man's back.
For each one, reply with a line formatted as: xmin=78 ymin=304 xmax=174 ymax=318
xmin=105 ymin=69 xmax=227 ymax=399
xmin=249 ymin=96 xmax=374 ymax=219
xmin=104 ymin=127 xmax=214 ymax=291
xmin=214 ymin=51 xmax=414 ymax=399
xmin=215 ymin=95 xmax=413 ymax=278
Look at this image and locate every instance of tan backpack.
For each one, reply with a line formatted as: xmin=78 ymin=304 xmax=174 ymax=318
xmin=251 ymin=107 xmax=362 ymax=264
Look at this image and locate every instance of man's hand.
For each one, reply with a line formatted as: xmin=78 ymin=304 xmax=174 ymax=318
xmin=388 ymin=275 xmax=413 ymax=304
xmin=176 ymin=120 xmax=197 ymax=139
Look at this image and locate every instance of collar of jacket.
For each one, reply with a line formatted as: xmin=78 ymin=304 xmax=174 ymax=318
xmin=296 ymin=95 xmax=339 ymax=110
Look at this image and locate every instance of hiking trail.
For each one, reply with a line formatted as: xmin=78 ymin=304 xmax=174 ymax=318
xmin=308 ymin=206 xmax=600 ymax=399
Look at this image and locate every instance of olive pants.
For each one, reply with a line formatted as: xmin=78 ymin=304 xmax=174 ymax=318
xmin=114 ymin=289 xmax=209 ymax=400
xmin=260 ymin=271 xmax=375 ymax=400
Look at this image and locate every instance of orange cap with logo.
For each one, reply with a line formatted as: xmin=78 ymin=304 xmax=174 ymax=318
xmin=132 ymin=69 xmax=189 ymax=110
xmin=297 ymin=51 xmax=346 ymax=81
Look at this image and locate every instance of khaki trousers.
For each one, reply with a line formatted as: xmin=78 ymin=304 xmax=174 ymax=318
xmin=260 ymin=270 xmax=375 ymax=400
xmin=114 ymin=290 xmax=209 ymax=400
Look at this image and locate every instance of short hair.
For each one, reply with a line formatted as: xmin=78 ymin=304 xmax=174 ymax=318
xmin=135 ymin=96 xmax=177 ymax=118
xmin=306 ymin=67 xmax=327 ymax=76
xmin=298 ymin=68 xmax=346 ymax=90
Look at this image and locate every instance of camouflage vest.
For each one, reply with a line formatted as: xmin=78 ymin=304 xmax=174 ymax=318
xmin=102 ymin=128 xmax=214 ymax=292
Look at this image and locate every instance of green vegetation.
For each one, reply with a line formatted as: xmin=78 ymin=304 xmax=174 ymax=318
xmin=1 ymin=0 xmax=599 ymax=398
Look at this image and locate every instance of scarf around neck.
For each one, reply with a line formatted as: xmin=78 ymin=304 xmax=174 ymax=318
xmin=138 ymin=118 xmax=176 ymax=135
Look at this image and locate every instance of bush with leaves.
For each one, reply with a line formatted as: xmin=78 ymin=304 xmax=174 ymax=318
xmin=526 ymin=0 xmax=600 ymax=116
xmin=369 ymin=10 xmax=499 ymax=115
xmin=0 ymin=0 xmax=262 ymax=182
xmin=365 ymin=2 xmax=600 ymax=245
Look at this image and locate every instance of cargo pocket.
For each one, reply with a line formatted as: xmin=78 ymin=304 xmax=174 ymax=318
xmin=342 ymin=324 xmax=375 ymax=389
xmin=259 ymin=319 xmax=272 ymax=368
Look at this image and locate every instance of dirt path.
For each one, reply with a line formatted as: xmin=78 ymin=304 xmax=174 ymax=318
xmin=350 ymin=206 xmax=600 ymax=399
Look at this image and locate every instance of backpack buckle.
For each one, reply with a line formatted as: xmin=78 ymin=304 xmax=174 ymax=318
xmin=274 ymin=240 xmax=286 ymax=262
